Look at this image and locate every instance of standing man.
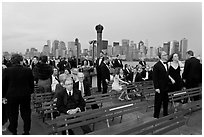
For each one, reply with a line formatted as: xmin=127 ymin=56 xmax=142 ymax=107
xmin=2 ymin=54 xmax=34 ymax=135
xmin=100 ymin=57 xmax=110 ymax=94
xmin=113 ymin=54 xmax=123 ymax=69
xmin=152 ymin=51 xmax=170 ymax=119
xmin=139 ymin=57 xmax=146 ymax=69
xmin=96 ymin=51 xmax=104 ymax=92
xmin=182 ymin=50 xmax=202 ymax=100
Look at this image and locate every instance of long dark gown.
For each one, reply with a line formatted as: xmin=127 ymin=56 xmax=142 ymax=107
xmin=168 ymin=64 xmax=183 ymax=92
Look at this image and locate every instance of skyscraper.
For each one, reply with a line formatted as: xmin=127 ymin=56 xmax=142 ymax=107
xmin=113 ymin=42 xmax=119 ymax=47
xmin=170 ymin=40 xmax=180 ymax=56
xmin=163 ymin=42 xmax=170 ymax=56
xmin=58 ymin=41 xmax=66 ymax=58
xmin=107 ymin=45 xmax=113 ymax=56
xmin=122 ymin=39 xmax=129 ymax=58
xmin=47 ymin=40 xmax=51 ymax=54
xmin=52 ymin=40 xmax=59 ymax=57
xmin=180 ymin=38 xmax=188 ymax=60
xmin=42 ymin=45 xmax=50 ymax=56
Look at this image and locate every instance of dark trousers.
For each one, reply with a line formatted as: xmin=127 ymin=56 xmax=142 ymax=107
xmin=7 ymin=96 xmax=31 ymax=134
xmin=97 ymin=74 xmax=102 ymax=92
xmin=154 ymin=91 xmax=169 ymax=118
xmin=2 ymin=104 xmax=8 ymax=125
xmin=186 ymin=79 xmax=201 ymax=101
xmin=102 ymin=79 xmax=108 ymax=94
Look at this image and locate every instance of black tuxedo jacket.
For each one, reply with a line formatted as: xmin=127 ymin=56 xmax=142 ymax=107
xmin=153 ymin=61 xmax=169 ymax=92
xmin=139 ymin=61 xmax=146 ymax=67
xmin=56 ymin=88 xmax=86 ymax=114
xmin=113 ymin=59 xmax=123 ymax=68
xmin=182 ymin=57 xmax=201 ymax=83
xmin=96 ymin=57 xmax=104 ymax=72
xmin=100 ymin=63 xmax=110 ymax=81
xmin=74 ymin=81 xmax=91 ymax=96
xmin=141 ymin=70 xmax=153 ymax=81
xmin=2 ymin=64 xmax=34 ymax=98
xmin=123 ymin=68 xmax=133 ymax=82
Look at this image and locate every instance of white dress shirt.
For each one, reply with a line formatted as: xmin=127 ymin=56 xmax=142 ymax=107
xmin=51 ymin=75 xmax=59 ymax=92
xmin=66 ymin=89 xmax=73 ymax=96
xmin=79 ymin=82 xmax=85 ymax=97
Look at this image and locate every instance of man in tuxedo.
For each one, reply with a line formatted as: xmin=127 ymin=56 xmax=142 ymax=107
xmin=113 ymin=54 xmax=123 ymax=69
xmin=182 ymin=50 xmax=202 ymax=100
xmin=96 ymin=51 xmax=104 ymax=92
xmin=141 ymin=65 xmax=153 ymax=81
xmin=74 ymin=72 xmax=99 ymax=109
xmin=152 ymin=51 xmax=170 ymax=119
xmin=74 ymin=72 xmax=91 ymax=97
xmin=139 ymin=57 xmax=146 ymax=70
xmin=2 ymin=54 xmax=34 ymax=135
xmin=51 ymin=67 xmax=59 ymax=92
xmin=100 ymin=57 xmax=110 ymax=94
xmin=56 ymin=77 xmax=91 ymax=134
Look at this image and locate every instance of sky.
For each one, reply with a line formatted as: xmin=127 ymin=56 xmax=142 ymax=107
xmin=2 ymin=2 xmax=202 ymax=56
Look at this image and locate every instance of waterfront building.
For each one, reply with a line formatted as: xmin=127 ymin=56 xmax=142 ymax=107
xmin=52 ymin=40 xmax=59 ymax=57
xmin=163 ymin=42 xmax=170 ymax=56
xmin=180 ymin=38 xmax=188 ymax=60
xmin=42 ymin=45 xmax=50 ymax=56
xmin=107 ymin=45 xmax=113 ymax=56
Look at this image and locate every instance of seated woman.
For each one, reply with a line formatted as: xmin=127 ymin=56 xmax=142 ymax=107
xmin=111 ymin=68 xmax=130 ymax=101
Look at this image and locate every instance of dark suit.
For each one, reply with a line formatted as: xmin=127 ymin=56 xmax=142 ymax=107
xmin=182 ymin=57 xmax=202 ymax=100
xmin=56 ymin=88 xmax=91 ymax=134
xmin=182 ymin=57 xmax=202 ymax=88
xmin=152 ymin=61 xmax=169 ymax=118
xmin=96 ymin=57 xmax=104 ymax=92
xmin=56 ymin=89 xmax=86 ymax=113
xmin=74 ymin=81 xmax=99 ymax=109
xmin=100 ymin=62 xmax=110 ymax=94
xmin=2 ymin=64 xmax=34 ymax=134
xmin=124 ymin=68 xmax=133 ymax=82
xmin=141 ymin=70 xmax=153 ymax=81
xmin=139 ymin=61 xmax=146 ymax=68
xmin=74 ymin=81 xmax=91 ymax=97
xmin=113 ymin=59 xmax=123 ymax=68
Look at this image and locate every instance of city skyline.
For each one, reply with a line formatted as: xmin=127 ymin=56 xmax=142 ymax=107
xmin=2 ymin=2 xmax=202 ymax=56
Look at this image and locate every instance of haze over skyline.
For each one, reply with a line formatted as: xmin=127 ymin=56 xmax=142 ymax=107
xmin=2 ymin=2 xmax=202 ymax=56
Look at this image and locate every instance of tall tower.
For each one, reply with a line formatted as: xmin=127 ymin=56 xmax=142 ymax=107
xmin=95 ymin=24 xmax=104 ymax=58
xmin=180 ymin=38 xmax=188 ymax=60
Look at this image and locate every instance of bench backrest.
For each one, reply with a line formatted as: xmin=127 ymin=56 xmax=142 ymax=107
xmin=118 ymin=110 xmax=188 ymax=135
xmin=168 ymin=87 xmax=202 ymax=103
xmin=49 ymin=100 xmax=144 ymax=134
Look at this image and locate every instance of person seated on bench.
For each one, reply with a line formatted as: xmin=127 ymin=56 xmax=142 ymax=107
xmin=56 ymin=77 xmax=91 ymax=135
xmin=111 ymin=68 xmax=130 ymax=101
xmin=74 ymin=72 xmax=99 ymax=109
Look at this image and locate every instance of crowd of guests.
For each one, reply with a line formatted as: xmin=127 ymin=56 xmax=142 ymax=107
xmin=2 ymin=49 xmax=202 ymax=134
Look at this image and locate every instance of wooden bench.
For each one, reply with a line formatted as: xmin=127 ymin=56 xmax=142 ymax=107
xmin=47 ymin=100 xmax=146 ymax=135
xmin=40 ymin=99 xmax=59 ymax=122
xmin=89 ymin=109 xmax=190 ymax=135
xmin=168 ymin=87 xmax=202 ymax=125
xmin=32 ymin=92 xmax=55 ymax=113
xmin=168 ymin=87 xmax=202 ymax=112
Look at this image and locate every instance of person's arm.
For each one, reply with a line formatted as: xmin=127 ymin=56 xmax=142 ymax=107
xmin=182 ymin=60 xmax=189 ymax=80
xmin=168 ymin=75 xmax=175 ymax=84
xmin=77 ymin=91 xmax=86 ymax=112
xmin=152 ymin=64 xmax=160 ymax=93
xmin=117 ymin=76 xmax=128 ymax=84
xmin=56 ymin=92 xmax=68 ymax=114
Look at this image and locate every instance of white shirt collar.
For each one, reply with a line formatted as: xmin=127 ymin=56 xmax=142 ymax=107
xmin=66 ymin=89 xmax=73 ymax=96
